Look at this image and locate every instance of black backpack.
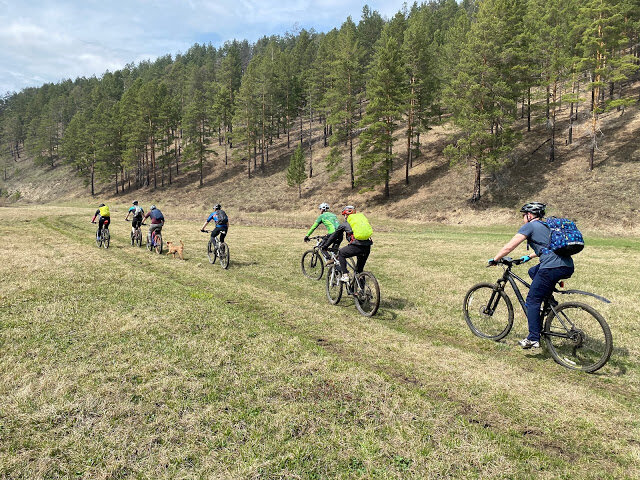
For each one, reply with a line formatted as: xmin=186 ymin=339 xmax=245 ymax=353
xmin=216 ymin=209 xmax=228 ymax=225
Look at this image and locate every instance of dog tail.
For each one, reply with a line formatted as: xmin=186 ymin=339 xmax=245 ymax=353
xmin=180 ymin=240 xmax=184 ymax=247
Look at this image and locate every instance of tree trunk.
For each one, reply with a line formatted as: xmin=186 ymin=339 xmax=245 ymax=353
xmin=349 ymin=134 xmax=354 ymax=189
xmin=527 ymin=88 xmax=531 ymax=132
xmin=472 ymin=160 xmax=481 ymax=202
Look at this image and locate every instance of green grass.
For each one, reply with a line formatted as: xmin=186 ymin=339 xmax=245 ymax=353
xmin=1 ymin=205 xmax=639 ymax=479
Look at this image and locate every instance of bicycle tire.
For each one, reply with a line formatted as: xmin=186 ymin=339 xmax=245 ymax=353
xmin=301 ymin=250 xmax=324 ymax=280
xmin=96 ymin=229 xmax=102 ymax=248
xmin=219 ymin=243 xmax=230 ymax=269
xmin=325 ymin=265 xmax=343 ymax=305
xmin=154 ymin=233 xmax=163 ymax=255
xmin=207 ymin=240 xmax=217 ymax=264
xmin=463 ymin=282 xmax=514 ymax=340
xmin=136 ymin=231 xmax=142 ymax=247
xmin=146 ymin=233 xmax=152 ymax=251
xmin=131 ymin=230 xmax=135 ymax=246
xmin=103 ymin=229 xmax=110 ymax=249
xmin=353 ymin=271 xmax=380 ymax=317
xmin=543 ymin=301 xmax=613 ymax=373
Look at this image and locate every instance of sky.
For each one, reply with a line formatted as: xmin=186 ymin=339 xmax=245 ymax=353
xmin=0 ymin=0 xmax=407 ymax=95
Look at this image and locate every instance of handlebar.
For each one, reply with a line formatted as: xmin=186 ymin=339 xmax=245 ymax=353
xmin=487 ymin=256 xmax=525 ymax=267
xmin=201 ymin=229 xmax=210 ymax=233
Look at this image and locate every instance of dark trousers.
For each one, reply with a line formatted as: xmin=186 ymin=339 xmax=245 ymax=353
xmin=97 ymin=216 xmax=110 ymax=236
xmin=525 ymin=264 xmax=574 ymax=342
xmin=337 ymin=243 xmax=370 ymax=275
xmin=210 ymin=226 xmax=228 ymax=243
xmin=132 ymin=216 xmax=142 ymax=229
xmin=149 ymin=222 xmax=163 ymax=239
xmin=319 ymin=233 xmax=342 ymax=259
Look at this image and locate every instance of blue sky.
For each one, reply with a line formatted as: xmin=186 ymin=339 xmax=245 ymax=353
xmin=0 ymin=0 xmax=406 ymax=95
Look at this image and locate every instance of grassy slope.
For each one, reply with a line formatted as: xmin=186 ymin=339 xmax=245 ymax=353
xmin=1 ymin=205 xmax=639 ymax=478
xmin=2 ymin=81 xmax=639 ymax=233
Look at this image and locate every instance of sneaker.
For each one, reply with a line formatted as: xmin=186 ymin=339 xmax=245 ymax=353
xmin=339 ymin=274 xmax=350 ymax=283
xmin=518 ymin=338 xmax=540 ymax=349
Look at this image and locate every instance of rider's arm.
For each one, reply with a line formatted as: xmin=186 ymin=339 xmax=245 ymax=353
xmin=201 ymin=220 xmax=209 ymax=231
xmin=306 ymin=217 xmax=322 ymax=237
xmin=492 ymin=233 xmax=527 ymax=262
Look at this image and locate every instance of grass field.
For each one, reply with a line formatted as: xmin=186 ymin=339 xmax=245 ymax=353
xmin=1 ymin=205 xmax=639 ymax=479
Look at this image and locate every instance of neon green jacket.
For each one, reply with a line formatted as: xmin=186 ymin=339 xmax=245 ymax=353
xmin=306 ymin=212 xmax=340 ymax=236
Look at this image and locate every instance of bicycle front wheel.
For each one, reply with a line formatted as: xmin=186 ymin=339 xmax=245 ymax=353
xmin=463 ymin=283 xmax=514 ymax=340
xmin=219 ymin=243 xmax=230 ymax=269
xmin=136 ymin=231 xmax=142 ymax=247
xmin=207 ymin=240 xmax=217 ymax=264
xmin=103 ymin=229 xmax=110 ymax=249
xmin=131 ymin=230 xmax=135 ymax=246
xmin=154 ymin=234 xmax=163 ymax=254
xmin=146 ymin=234 xmax=152 ymax=251
xmin=543 ymin=302 xmax=613 ymax=373
xmin=353 ymin=271 xmax=380 ymax=317
xmin=96 ymin=230 xmax=102 ymax=248
xmin=325 ymin=265 xmax=343 ymax=305
xmin=301 ymin=250 xmax=324 ymax=280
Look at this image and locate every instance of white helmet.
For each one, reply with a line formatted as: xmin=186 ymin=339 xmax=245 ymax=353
xmin=318 ymin=202 xmax=330 ymax=212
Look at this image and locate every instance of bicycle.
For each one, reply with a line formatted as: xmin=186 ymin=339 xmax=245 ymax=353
xmin=146 ymin=228 xmax=163 ymax=255
xmin=301 ymin=236 xmax=330 ymax=280
xmin=92 ymin=219 xmax=110 ymax=249
xmin=462 ymin=257 xmax=613 ymax=373
xmin=325 ymin=250 xmax=380 ymax=317
xmin=126 ymin=219 xmax=144 ymax=247
xmin=202 ymin=230 xmax=230 ymax=269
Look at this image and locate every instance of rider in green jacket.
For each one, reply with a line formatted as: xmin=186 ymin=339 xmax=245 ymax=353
xmin=304 ymin=203 xmax=343 ymax=259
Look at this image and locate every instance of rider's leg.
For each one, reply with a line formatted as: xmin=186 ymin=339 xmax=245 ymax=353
xmin=219 ymin=228 xmax=227 ymax=243
xmin=354 ymin=246 xmax=371 ymax=274
xmin=525 ymin=266 xmax=574 ymax=342
xmin=98 ymin=216 xmax=105 ymax=237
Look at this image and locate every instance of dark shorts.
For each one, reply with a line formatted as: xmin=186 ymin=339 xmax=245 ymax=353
xmin=132 ymin=216 xmax=142 ymax=229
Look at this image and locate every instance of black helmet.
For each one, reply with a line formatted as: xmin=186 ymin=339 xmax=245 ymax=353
xmin=520 ymin=202 xmax=546 ymax=217
xmin=132 ymin=200 xmax=138 ymax=205
xmin=214 ymin=204 xmax=221 ymax=210
xmin=98 ymin=203 xmax=105 ymax=207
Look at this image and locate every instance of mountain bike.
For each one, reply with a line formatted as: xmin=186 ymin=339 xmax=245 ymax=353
xmin=202 ymin=230 xmax=230 ymax=269
xmin=147 ymin=228 xmax=163 ymax=254
xmin=325 ymin=250 xmax=380 ymax=317
xmin=126 ymin=219 xmax=144 ymax=247
xmin=463 ymin=257 xmax=613 ymax=373
xmin=301 ymin=236 xmax=355 ymax=280
xmin=92 ymin=219 xmax=110 ymax=249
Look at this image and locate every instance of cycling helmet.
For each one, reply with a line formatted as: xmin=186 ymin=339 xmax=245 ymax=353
xmin=150 ymin=205 xmax=156 ymax=210
xmin=319 ymin=202 xmax=330 ymax=212
xmin=520 ymin=202 xmax=546 ymax=218
xmin=132 ymin=200 xmax=138 ymax=205
xmin=341 ymin=205 xmax=355 ymax=216
xmin=98 ymin=203 xmax=105 ymax=207
xmin=214 ymin=203 xmax=221 ymax=210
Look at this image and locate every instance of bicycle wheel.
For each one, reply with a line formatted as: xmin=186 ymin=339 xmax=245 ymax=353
xmin=103 ymin=229 xmax=110 ymax=249
xmin=219 ymin=243 xmax=230 ymax=269
xmin=353 ymin=272 xmax=380 ymax=317
xmin=136 ymin=231 xmax=142 ymax=247
xmin=146 ymin=233 xmax=152 ymax=251
xmin=207 ymin=240 xmax=217 ymax=264
xmin=543 ymin=301 xmax=613 ymax=373
xmin=95 ymin=229 xmax=102 ymax=248
xmin=154 ymin=233 xmax=163 ymax=254
xmin=325 ymin=265 xmax=343 ymax=305
xmin=131 ymin=230 xmax=135 ymax=246
xmin=463 ymin=282 xmax=514 ymax=340
xmin=301 ymin=250 xmax=324 ymax=280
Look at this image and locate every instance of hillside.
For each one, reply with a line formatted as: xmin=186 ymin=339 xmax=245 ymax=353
xmin=2 ymin=81 xmax=639 ymax=233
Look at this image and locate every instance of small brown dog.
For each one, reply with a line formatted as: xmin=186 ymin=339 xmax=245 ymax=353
xmin=166 ymin=240 xmax=184 ymax=260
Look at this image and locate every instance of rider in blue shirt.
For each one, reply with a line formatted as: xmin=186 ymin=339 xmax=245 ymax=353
xmin=200 ymin=204 xmax=228 ymax=244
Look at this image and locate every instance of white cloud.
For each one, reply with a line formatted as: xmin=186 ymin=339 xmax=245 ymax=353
xmin=0 ymin=0 xmax=406 ymax=94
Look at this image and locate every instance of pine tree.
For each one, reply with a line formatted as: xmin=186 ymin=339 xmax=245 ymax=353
xmin=287 ymin=144 xmax=306 ymax=198
xmin=356 ymin=27 xmax=406 ymax=198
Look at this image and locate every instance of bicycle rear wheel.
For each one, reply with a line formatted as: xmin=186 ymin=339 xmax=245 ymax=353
xmin=207 ymin=240 xmax=217 ymax=264
xmin=154 ymin=233 xmax=163 ymax=254
xmin=543 ymin=301 xmax=612 ymax=373
xmin=463 ymin=283 xmax=514 ymax=340
xmin=325 ymin=265 xmax=343 ymax=305
xmin=219 ymin=243 xmax=230 ymax=269
xmin=301 ymin=250 xmax=324 ymax=280
xmin=103 ymin=229 xmax=110 ymax=249
xmin=353 ymin=272 xmax=380 ymax=317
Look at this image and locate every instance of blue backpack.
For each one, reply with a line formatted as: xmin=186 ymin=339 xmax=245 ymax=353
xmin=540 ymin=217 xmax=584 ymax=256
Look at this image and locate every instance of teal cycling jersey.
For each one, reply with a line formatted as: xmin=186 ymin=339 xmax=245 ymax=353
xmin=307 ymin=212 xmax=340 ymax=236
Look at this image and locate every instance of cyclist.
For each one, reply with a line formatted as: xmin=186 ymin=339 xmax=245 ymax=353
xmin=91 ymin=203 xmax=111 ymax=240
xmin=303 ymin=202 xmax=342 ymax=259
xmin=143 ymin=205 xmax=164 ymax=244
xmin=489 ymin=202 xmax=574 ymax=349
xmin=200 ymin=203 xmax=228 ymax=244
xmin=124 ymin=200 xmax=144 ymax=235
xmin=326 ymin=206 xmax=373 ymax=283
